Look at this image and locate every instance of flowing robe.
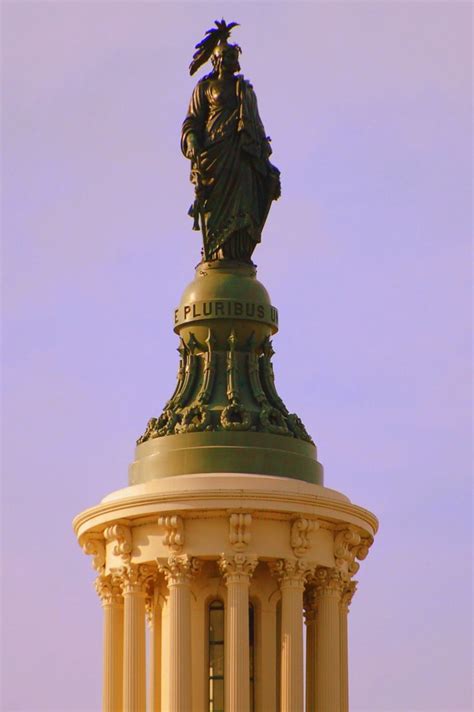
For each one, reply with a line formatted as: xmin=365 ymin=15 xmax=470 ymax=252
xmin=181 ymin=74 xmax=280 ymax=261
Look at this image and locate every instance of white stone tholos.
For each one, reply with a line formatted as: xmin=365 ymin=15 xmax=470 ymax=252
xmin=271 ymin=559 xmax=314 ymax=712
xmin=218 ymin=554 xmax=258 ymax=712
xmin=95 ymin=573 xmax=124 ymax=712
xmin=158 ymin=555 xmax=201 ymax=712
xmin=75 ymin=473 xmax=377 ymax=712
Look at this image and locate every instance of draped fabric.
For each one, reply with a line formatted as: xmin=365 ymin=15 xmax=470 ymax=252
xmin=182 ymin=75 xmax=280 ymax=261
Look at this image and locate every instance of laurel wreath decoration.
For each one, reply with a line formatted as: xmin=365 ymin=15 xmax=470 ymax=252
xmin=177 ymin=404 xmax=211 ymax=433
xmin=286 ymin=413 xmax=313 ymax=443
xmin=220 ymin=404 xmax=252 ymax=431
xmin=259 ymin=405 xmax=289 ymax=435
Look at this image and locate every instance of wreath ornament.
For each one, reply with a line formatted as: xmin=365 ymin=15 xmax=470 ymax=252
xmin=177 ymin=404 xmax=211 ymax=433
xmin=220 ymin=403 xmax=252 ymax=431
xmin=259 ymin=405 xmax=289 ymax=435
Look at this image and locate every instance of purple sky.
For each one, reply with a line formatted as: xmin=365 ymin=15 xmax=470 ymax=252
xmin=2 ymin=2 xmax=472 ymax=711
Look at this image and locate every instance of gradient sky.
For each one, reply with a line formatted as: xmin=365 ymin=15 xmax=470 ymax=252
xmin=2 ymin=2 xmax=472 ymax=711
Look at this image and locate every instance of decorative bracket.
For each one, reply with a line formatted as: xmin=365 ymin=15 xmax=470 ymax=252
xmin=104 ymin=524 xmax=132 ymax=564
xmin=158 ymin=514 xmax=185 ymax=553
xmin=290 ymin=517 xmax=318 ymax=557
xmin=334 ymin=528 xmax=374 ymax=576
xmin=81 ymin=534 xmax=105 ymax=572
xmin=229 ymin=513 xmax=252 ymax=552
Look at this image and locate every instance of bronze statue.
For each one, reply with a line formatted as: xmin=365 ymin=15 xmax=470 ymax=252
xmin=182 ymin=20 xmax=281 ymax=262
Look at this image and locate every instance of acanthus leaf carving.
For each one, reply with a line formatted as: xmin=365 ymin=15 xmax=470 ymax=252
xmin=95 ymin=572 xmax=123 ymax=605
xmin=158 ymin=515 xmax=184 ymax=553
xmin=290 ymin=517 xmax=318 ymax=557
xmin=268 ymin=558 xmax=315 ymax=587
xmin=314 ymin=566 xmax=346 ymax=596
xmin=341 ymin=580 xmax=358 ymax=611
xmin=229 ymin=513 xmax=252 ymax=552
xmin=158 ymin=554 xmax=202 ymax=586
xmin=115 ymin=563 xmax=158 ymax=595
xmin=104 ymin=524 xmax=132 ymax=563
xmin=218 ymin=553 xmax=258 ymax=582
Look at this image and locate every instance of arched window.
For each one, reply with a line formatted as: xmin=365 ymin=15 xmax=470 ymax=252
xmin=208 ymin=600 xmax=224 ymax=712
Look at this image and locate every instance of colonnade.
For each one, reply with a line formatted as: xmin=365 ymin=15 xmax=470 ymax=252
xmin=95 ymin=555 xmax=356 ymax=712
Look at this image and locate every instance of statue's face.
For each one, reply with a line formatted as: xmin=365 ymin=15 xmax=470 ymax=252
xmin=214 ymin=46 xmax=240 ymax=75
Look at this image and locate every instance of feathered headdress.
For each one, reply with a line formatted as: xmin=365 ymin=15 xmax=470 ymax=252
xmin=189 ymin=19 xmax=239 ymax=76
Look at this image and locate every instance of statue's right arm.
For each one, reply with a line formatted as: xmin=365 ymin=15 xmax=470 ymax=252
xmin=181 ymin=82 xmax=207 ymax=159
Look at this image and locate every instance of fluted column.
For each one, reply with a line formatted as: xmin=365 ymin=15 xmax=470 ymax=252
xmin=340 ymin=580 xmax=357 ymax=712
xmin=314 ymin=567 xmax=345 ymax=712
xmin=120 ymin=564 xmax=156 ymax=712
xmin=218 ymin=554 xmax=258 ymax=712
xmin=270 ymin=559 xmax=314 ymax=712
xmin=96 ymin=573 xmax=124 ymax=712
xmin=303 ymin=587 xmax=317 ymax=712
xmin=146 ymin=587 xmax=162 ymax=712
xmin=158 ymin=554 xmax=201 ymax=712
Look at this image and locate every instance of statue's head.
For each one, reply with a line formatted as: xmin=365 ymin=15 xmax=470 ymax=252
xmin=190 ymin=20 xmax=241 ymax=77
xmin=211 ymin=42 xmax=241 ymax=75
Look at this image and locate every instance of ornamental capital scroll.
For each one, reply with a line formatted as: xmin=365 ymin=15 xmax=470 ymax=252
xmin=81 ymin=534 xmax=105 ymax=572
xmin=158 ymin=554 xmax=202 ymax=587
xmin=269 ymin=558 xmax=315 ymax=589
xmin=104 ymin=524 xmax=132 ymax=564
xmin=116 ymin=563 xmax=158 ymax=596
xmin=314 ymin=566 xmax=345 ymax=598
xmin=218 ymin=553 xmax=258 ymax=584
xmin=95 ymin=572 xmax=123 ymax=606
xmin=334 ymin=527 xmax=374 ymax=577
xmin=341 ymin=580 xmax=358 ymax=611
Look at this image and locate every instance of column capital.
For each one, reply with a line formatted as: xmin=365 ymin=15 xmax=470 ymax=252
xmin=116 ymin=563 xmax=158 ymax=596
xmin=218 ymin=553 xmax=258 ymax=583
xmin=158 ymin=554 xmax=202 ymax=586
xmin=314 ymin=566 xmax=345 ymax=599
xmin=340 ymin=580 xmax=358 ymax=612
xmin=95 ymin=573 xmax=123 ymax=606
xmin=269 ymin=558 xmax=315 ymax=589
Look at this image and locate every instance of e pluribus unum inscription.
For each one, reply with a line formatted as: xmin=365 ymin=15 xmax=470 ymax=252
xmin=174 ymin=300 xmax=278 ymax=328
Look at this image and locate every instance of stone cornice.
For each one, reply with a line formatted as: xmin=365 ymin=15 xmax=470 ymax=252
xmin=73 ymin=484 xmax=378 ymax=541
